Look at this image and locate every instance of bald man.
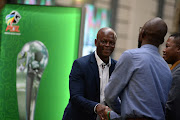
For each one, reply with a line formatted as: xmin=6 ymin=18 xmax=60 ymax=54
xmin=104 ymin=17 xmax=172 ymax=120
xmin=62 ymin=27 xmax=117 ymax=120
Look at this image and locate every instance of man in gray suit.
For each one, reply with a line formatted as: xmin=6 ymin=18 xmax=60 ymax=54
xmin=163 ymin=33 xmax=180 ymax=120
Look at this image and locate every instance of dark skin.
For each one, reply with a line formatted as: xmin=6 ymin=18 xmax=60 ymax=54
xmin=101 ymin=107 xmax=112 ymax=119
xmin=163 ymin=36 xmax=180 ymax=65
xmin=138 ymin=17 xmax=167 ymax=48
xmin=95 ymin=27 xmax=116 ymax=120
xmin=95 ymin=27 xmax=116 ymax=64
xmin=96 ymin=105 xmax=111 ymax=120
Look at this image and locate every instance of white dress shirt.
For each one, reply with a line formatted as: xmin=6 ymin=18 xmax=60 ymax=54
xmin=94 ymin=51 xmax=111 ymax=114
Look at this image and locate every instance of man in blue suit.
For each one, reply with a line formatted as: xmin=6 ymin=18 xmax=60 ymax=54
xmin=63 ymin=27 xmax=117 ymax=120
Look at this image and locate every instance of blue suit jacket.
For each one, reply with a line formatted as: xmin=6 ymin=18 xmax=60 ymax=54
xmin=63 ymin=52 xmax=117 ymax=120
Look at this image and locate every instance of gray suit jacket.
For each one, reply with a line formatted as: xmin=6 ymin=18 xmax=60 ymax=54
xmin=166 ymin=63 xmax=180 ymax=120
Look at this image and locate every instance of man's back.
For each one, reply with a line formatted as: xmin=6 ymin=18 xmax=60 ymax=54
xmin=105 ymin=17 xmax=172 ymax=120
xmin=120 ymin=44 xmax=172 ymax=119
xmin=105 ymin=44 xmax=172 ymax=120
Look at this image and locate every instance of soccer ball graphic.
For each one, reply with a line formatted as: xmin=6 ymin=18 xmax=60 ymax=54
xmin=6 ymin=11 xmax=21 ymax=26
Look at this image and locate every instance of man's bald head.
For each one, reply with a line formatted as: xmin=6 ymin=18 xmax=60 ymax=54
xmin=97 ymin=27 xmax=117 ymax=41
xmin=139 ymin=17 xmax=168 ymax=47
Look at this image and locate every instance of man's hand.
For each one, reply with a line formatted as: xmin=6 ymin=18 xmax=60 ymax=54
xmin=96 ymin=104 xmax=107 ymax=119
xmin=96 ymin=104 xmax=111 ymax=120
xmin=102 ymin=107 xmax=111 ymax=120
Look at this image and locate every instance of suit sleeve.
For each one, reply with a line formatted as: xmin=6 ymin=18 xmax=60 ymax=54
xmin=166 ymin=68 xmax=180 ymax=120
xmin=69 ymin=60 xmax=98 ymax=115
xmin=105 ymin=51 xmax=135 ymax=115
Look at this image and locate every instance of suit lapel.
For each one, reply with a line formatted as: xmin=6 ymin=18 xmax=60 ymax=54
xmin=109 ymin=59 xmax=115 ymax=77
xmin=89 ymin=52 xmax=100 ymax=89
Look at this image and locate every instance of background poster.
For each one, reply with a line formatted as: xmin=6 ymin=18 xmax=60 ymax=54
xmin=0 ymin=4 xmax=81 ymax=120
xmin=82 ymin=4 xmax=111 ymax=56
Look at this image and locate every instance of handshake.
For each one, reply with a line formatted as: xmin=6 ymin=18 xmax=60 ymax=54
xmin=96 ymin=104 xmax=112 ymax=120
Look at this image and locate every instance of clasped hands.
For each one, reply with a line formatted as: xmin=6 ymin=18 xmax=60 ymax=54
xmin=96 ymin=104 xmax=111 ymax=120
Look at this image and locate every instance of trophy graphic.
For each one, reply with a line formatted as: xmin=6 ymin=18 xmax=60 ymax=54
xmin=16 ymin=41 xmax=49 ymax=120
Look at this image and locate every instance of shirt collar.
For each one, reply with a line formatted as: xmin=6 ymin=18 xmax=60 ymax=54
xmin=95 ymin=51 xmax=111 ymax=67
xmin=170 ymin=60 xmax=180 ymax=70
xmin=141 ymin=44 xmax=158 ymax=52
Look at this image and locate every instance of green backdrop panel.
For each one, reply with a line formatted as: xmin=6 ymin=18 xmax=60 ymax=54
xmin=0 ymin=4 xmax=81 ymax=120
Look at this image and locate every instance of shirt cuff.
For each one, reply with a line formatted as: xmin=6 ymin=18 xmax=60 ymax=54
xmin=94 ymin=103 xmax=99 ymax=114
xmin=110 ymin=111 xmax=121 ymax=119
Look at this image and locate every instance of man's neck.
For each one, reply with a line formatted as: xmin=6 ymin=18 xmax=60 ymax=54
xmin=102 ymin=58 xmax=109 ymax=64
xmin=141 ymin=38 xmax=159 ymax=48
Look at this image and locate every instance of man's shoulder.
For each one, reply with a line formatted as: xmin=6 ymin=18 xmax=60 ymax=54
xmin=172 ymin=64 xmax=180 ymax=74
xmin=123 ymin=48 xmax=140 ymax=54
xmin=111 ymin=58 xmax=117 ymax=64
xmin=77 ymin=53 xmax=93 ymax=60
xmin=74 ymin=53 xmax=94 ymax=65
xmin=176 ymin=65 xmax=180 ymax=71
xmin=120 ymin=48 xmax=139 ymax=58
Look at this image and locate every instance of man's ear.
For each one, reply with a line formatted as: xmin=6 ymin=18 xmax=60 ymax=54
xmin=142 ymin=30 xmax=146 ymax=38
xmin=95 ymin=39 xmax=97 ymax=46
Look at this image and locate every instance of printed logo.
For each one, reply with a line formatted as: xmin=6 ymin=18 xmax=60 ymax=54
xmin=4 ymin=11 xmax=21 ymax=35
